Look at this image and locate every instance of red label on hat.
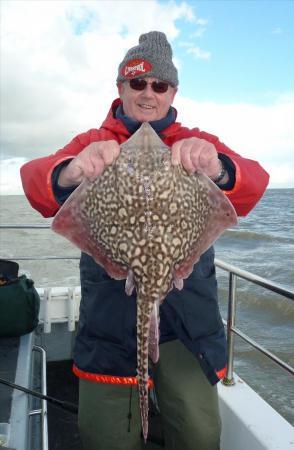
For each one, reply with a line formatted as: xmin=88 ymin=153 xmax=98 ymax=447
xmin=121 ymin=59 xmax=153 ymax=78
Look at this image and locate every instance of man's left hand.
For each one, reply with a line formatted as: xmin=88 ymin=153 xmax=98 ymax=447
xmin=171 ymin=137 xmax=225 ymax=181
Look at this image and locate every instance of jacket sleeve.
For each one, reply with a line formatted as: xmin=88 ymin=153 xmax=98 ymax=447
xmin=197 ymin=130 xmax=270 ymax=217
xmin=20 ymin=129 xmax=106 ymax=218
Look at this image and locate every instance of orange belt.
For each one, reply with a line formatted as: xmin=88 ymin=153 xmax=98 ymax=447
xmin=216 ymin=366 xmax=227 ymax=380
xmin=73 ymin=364 xmax=154 ymax=389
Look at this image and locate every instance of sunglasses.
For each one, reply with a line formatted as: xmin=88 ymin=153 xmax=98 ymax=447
xmin=129 ymin=78 xmax=170 ymax=94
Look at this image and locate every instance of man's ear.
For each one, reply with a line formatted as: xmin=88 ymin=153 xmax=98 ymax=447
xmin=171 ymin=87 xmax=178 ymax=103
xmin=117 ymin=82 xmax=124 ymax=97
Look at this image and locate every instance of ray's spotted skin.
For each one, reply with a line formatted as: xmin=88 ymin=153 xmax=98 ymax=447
xmin=52 ymin=122 xmax=237 ymax=441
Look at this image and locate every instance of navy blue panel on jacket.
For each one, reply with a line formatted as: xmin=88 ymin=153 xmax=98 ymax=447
xmin=73 ymin=247 xmax=227 ymax=385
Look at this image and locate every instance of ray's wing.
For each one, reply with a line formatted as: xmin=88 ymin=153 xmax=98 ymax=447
xmin=52 ymin=169 xmax=128 ymax=280
xmin=174 ymin=172 xmax=237 ymax=280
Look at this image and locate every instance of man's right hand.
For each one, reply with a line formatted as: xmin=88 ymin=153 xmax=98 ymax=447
xmin=57 ymin=140 xmax=120 ymax=187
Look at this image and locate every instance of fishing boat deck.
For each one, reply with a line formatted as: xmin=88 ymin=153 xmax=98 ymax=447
xmin=0 ymin=334 xmax=34 ymax=450
xmin=0 ymin=337 xmax=19 ymax=425
xmin=47 ymin=360 xmax=81 ymax=450
xmin=0 ymin=333 xmax=163 ymax=450
xmin=0 ymin=313 xmax=293 ymax=450
xmin=47 ymin=359 xmax=164 ymax=450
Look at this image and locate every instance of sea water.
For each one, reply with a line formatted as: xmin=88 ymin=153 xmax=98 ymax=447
xmin=0 ymin=189 xmax=293 ymax=424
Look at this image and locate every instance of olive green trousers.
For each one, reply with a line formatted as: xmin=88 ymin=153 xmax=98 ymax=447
xmin=78 ymin=340 xmax=221 ymax=450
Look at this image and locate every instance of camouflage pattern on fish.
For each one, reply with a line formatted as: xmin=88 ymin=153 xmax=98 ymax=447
xmin=52 ymin=122 xmax=237 ymax=441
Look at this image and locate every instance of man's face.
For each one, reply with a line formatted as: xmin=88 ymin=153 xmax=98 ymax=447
xmin=117 ymin=77 xmax=177 ymax=122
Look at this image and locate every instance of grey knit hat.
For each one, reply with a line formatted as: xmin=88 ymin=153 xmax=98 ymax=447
xmin=117 ymin=31 xmax=178 ymax=87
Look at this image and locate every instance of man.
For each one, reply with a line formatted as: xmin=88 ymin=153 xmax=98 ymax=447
xmin=21 ymin=31 xmax=269 ymax=450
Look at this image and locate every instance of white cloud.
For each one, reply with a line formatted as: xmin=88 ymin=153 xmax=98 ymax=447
xmin=0 ymin=0 xmax=195 ymax=164
xmin=178 ymin=41 xmax=211 ymax=59
xmin=174 ymin=95 xmax=294 ymax=188
xmin=0 ymin=158 xmax=26 ymax=195
xmin=175 ymin=95 xmax=294 ymax=159
xmin=3 ymin=95 xmax=293 ymax=194
xmin=191 ymin=27 xmax=206 ymax=38
xmin=263 ymin=163 xmax=294 ymax=187
xmin=186 ymin=45 xmax=211 ymax=60
xmin=0 ymin=1 xmax=293 ymax=194
xmin=195 ymin=18 xmax=208 ymax=26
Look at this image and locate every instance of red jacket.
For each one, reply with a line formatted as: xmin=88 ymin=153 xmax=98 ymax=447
xmin=20 ymin=98 xmax=269 ymax=217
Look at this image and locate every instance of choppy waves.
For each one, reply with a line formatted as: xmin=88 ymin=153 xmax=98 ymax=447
xmin=224 ymin=227 xmax=294 ymax=244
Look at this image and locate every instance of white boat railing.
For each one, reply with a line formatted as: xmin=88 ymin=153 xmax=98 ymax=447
xmin=1 ymin=224 xmax=294 ymax=386
xmin=214 ymin=259 xmax=294 ymax=385
xmin=29 ymin=345 xmax=48 ymax=450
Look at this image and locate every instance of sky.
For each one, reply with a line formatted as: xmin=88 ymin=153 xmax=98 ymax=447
xmin=1 ymin=0 xmax=294 ymax=194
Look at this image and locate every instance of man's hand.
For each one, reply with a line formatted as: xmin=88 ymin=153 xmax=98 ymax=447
xmin=58 ymin=140 xmax=120 ymax=187
xmin=171 ymin=137 xmax=228 ymax=183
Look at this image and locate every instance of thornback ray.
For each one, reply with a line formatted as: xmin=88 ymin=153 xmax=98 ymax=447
xmin=51 ymin=122 xmax=238 ymax=441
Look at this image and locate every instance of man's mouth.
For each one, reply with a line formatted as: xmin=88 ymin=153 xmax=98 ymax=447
xmin=138 ymin=104 xmax=155 ymax=110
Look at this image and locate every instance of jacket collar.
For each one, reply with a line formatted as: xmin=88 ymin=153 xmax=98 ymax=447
xmin=100 ymin=98 xmax=182 ymax=139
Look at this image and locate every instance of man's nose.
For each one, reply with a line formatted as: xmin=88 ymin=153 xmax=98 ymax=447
xmin=141 ymin=83 xmax=154 ymax=95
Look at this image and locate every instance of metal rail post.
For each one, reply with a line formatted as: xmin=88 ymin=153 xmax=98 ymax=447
xmin=223 ymin=272 xmax=237 ymax=386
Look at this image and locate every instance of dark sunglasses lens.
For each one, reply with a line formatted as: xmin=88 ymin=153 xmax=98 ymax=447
xmin=129 ymin=79 xmax=147 ymax=91
xmin=152 ymin=81 xmax=169 ymax=93
xmin=129 ymin=78 xmax=169 ymax=93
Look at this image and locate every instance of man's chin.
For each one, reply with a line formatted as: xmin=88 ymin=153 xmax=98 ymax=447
xmin=135 ymin=112 xmax=158 ymax=122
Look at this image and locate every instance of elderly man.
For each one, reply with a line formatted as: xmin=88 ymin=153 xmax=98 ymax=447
xmin=21 ymin=31 xmax=269 ymax=450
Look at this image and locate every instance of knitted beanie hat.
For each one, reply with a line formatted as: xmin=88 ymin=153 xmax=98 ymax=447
xmin=117 ymin=31 xmax=178 ymax=87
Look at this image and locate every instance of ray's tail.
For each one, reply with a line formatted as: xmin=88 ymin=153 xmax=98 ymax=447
xmin=136 ymin=297 xmax=155 ymax=442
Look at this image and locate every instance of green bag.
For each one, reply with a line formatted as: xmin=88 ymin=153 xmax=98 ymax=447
xmin=0 ymin=274 xmax=40 ymax=337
